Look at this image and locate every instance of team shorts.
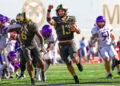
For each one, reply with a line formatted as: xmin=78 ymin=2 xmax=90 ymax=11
xmin=22 ymin=46 xmax=42 ymax=62
xmin=99 ymin=45 xmax=117 ymax=59
xmin=59 ymin=41 xmax=77 ymax=65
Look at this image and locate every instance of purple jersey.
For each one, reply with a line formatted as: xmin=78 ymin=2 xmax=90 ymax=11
xmin=7 ymin=55 xmax=20 ymax=70
xmin=11 ymin=60 xmax=20 ymax=70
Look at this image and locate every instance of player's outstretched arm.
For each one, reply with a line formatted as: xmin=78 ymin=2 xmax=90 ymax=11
xmin=47 ymin=4 xmax=56 ymax=26
xmin=6 ymin=24 xmax=21 ymax=33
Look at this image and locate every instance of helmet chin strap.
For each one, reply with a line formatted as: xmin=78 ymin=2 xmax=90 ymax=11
xmin=57 ymin=9 xmax=67 ymax=18
xmin=96 ymin=21 xmax=105 ymax=28
xmin=59 ymin=15 xmax=66 ymax=18
xmin=58 ymin=13 xmax=67 ymax=19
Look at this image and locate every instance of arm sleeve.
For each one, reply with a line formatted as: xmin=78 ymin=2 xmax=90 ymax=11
xmin=91 ymin=27 xmax=97 ymax=35
xmin=6 ymin=24 xmax=21 ymax=33
xmin=52 ymin=17 xmax=57 ymax=23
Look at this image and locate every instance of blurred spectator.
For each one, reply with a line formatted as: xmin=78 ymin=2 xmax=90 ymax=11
xmin=79 ymin=37 xmax=87 ymax=63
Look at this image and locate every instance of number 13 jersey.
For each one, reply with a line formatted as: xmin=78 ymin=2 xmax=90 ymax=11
xmin=52 ymin=16 xmax=76 ymax=41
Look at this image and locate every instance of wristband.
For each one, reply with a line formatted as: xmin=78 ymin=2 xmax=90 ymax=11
xmin=48 ymin=9 xmax=51 ymax=12
xmin=47 ymin=17 xmax=51 ymax=22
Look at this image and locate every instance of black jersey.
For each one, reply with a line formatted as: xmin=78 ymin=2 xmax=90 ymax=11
xmin=20 ymin=21 xmax=38 ymax=48
xmin=52 ymin=16 xmax=76 ymax=41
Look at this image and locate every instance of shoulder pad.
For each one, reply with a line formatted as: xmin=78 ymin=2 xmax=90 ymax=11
xmin=52 ymin=17 xmax=59 ymax=22
xmin=105 ymin=25 xmax=113 ymax=32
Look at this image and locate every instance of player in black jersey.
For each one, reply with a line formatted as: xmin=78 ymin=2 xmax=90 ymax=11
xmin=19 ymin=12 xmax=45 ymax=85
xmin=7 ymin=12 xmax=45 ymax=85
xmin=15 ymin=13 xmax=38 ymax=80
xmin=47 ymin=4 xmax=83 ymax=84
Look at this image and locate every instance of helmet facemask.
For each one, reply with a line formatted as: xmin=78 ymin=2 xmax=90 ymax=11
xmin=97 ymin=21 xmax=105 ymax=28
xmin=56 ymin=4 xmax=68 ymax=18
xmin=56 ymin=9 xmax=67 ymax=18
xmin=96 ymin=16 xmax=106 ymax=28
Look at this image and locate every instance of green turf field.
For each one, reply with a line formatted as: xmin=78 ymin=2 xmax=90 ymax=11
xmin=0 ymin=63 xmax=120 ymax=86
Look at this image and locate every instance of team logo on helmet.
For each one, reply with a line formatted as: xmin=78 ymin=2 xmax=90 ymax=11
xmin=22 ymin=0 xmax=45 ymax=28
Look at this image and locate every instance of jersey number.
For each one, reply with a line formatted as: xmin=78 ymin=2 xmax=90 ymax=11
xmin=21 ymin=31 xmax=27 ymax=40
xmin=101 ymin=31 xmax=109 ymax=41
xmin=62 ymin=25 xmax=71 ymax=35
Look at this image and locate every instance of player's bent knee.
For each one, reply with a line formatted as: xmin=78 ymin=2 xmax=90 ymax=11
xmin=37 ymin=59 xmax=45 ymax=67
xmin=27 ymin=60 xmax=32 ymax=65
xmin=104 ymin=58 xmax=110 ymax=64
xmin=112 ymin=55 xmax=119 ymax=60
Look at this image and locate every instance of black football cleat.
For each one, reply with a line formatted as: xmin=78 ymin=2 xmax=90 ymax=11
xmin=41 ymin=71 xmax=46 ymax=82
xmin=118 ymin=72 xmax=120 ymax=75
xmin=107 ymin=74 xmax=113 ymax=79
xmin=77 ymin=62 xmax=83 ymax=72
xmin=74 ymin=75 xmax=80 ymax=84
xmin=112 ymin=59 xmax=119 ymax=71
xmin=18 ymin=74 xmax=26 ymax=79
xmin=31 ymin=78 xmax=35 ymax=85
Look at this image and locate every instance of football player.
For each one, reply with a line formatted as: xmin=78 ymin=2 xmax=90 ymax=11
xmin=6 ymin=12 xmax=45 ymax=85
xmin=41 ymin=25 xmax=57 ymax=65
xmin=91 ymin=16 xmax=120 ymax=78
xmin=79 ymin=37 xmax=88 ymax=63
xmin=35 ymin=25 xmax=57 ymax=81
xmin=87 ymin=37 xmax=96 ymax=63
xmin=47 ymin=4 xmax=83 ymax=84
xmin=0 ymin=14 xmax=10 ymax=79
xmin=7 ymin=51 xmax=20 ymax=78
